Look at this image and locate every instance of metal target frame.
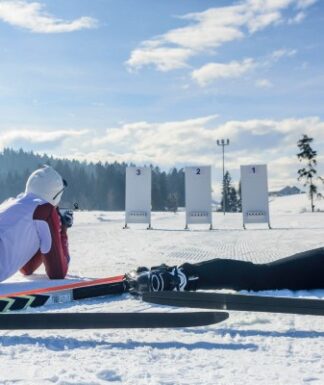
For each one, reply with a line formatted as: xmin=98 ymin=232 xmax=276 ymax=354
xmin=240 ymin=164 xmax=271 ymax=229
xmin=124 ymin=166 xmax=152 ymax=229
xmin=185 ymin=166 xmax=213 ymax=230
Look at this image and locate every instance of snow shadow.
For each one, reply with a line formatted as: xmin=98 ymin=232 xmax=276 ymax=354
xmin=0 ymin=335 xmax=257 ymax=352
xmin=182 ymin=327 xmax=324 ymax=339
xmin=215 ymin=328 xmax=324 ymax=339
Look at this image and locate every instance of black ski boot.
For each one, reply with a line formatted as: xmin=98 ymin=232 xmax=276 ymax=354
xmin=125 ymin=264 xmax=188 ymax=294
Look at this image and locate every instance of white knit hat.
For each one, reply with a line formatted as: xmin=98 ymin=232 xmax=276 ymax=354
xmin=25 ymin=165 xmax=66 ymax=206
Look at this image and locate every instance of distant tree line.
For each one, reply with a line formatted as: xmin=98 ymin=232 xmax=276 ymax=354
xmin=0 ymin=148 xmax=185 ymax=211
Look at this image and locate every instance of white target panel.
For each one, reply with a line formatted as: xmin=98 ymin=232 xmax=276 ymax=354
xmin=240 ymin=164 xmax=270 ymax=228
xmin=125 ymin=167 xmax=151 ymax=226
xmin=185 ymin=166 xmax=212 ymax=228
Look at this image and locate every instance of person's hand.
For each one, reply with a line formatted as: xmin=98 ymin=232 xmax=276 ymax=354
xmin=58 ymin=209 xmax=74 ymax=228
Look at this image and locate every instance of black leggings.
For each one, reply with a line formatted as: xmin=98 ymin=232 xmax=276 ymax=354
xmin=180 ymin=247 xmax=324 ymax=291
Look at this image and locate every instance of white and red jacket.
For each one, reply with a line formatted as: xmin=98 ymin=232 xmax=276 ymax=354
xmin=0 ymin=193 xmax=70 ymax=282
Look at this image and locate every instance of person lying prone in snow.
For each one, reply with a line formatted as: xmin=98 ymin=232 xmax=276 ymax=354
xmin=126 ymin=247 xmax=324 ymax=293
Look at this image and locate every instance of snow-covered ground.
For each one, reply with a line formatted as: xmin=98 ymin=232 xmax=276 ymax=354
xmin=1 ymin=193 xmax=324 ymax=385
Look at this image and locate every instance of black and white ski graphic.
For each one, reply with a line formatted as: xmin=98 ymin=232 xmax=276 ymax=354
xmin=142 ymin=291 xmax=324 ymax=316
xmin=0 ymin=277 xmax=127 ymax=313
xmin=0 ymin=311 xmax=229 ymax=329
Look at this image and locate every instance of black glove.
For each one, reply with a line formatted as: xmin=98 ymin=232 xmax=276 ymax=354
xmin=58 ymin=208 xmax=74 ymax=228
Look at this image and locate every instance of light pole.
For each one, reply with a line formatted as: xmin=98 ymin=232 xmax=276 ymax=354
xmin=217 ymin=139 xmax=230 ymax=215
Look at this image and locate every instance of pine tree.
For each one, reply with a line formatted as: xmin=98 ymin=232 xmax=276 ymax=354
xmin=228 ymin=186 xmax=239 ymax=212
xmin=166 ymin=192 xmax=178 ymax=213
xmin=237 ymin=180 xmax=242 ymax=212
xmin=221 ymin=171 xmax=239 ymax=212
xmin=297 ymin=134 xmax=321 ymax=212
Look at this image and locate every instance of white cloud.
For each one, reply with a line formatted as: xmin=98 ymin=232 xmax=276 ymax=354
xmin=55 ymin=115 xmax=323 ymax=197
xmin=127 ymin=45 xmax=192 ymax=72
xmin=288 ymin=11 xmax=306 ymax=23
xmin=191 ymin=48 xmax=296 ymax=87
xmin=219 ymin=117 xmax=324 ymax=141
xmin=0 ymin=129 xmax=88 ymax=148
xmin=0 ymin=1 xmax=97 ymax=33
xmin=255 ymin=78 xmax=273 ymax=88
xmin=126 ymin=0 xmax=316 ymax=71
xmin=5 ymin=116 xmax=322 ymax=196
xmin=296 ymin=0 xmax=317 ymax=9
xmin=247 ymin=10 xmax=282 ymax=33
xmin=192 ymin=58 xmax=256 ymax=87
xmin=79 ymin=116 xmax=324 ymax=172
xmin=270 ymin=48 xmax=297 ymax=61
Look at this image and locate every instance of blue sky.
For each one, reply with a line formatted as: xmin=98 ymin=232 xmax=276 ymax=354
xmin=0 ymin=0 xmax=323 ymax=196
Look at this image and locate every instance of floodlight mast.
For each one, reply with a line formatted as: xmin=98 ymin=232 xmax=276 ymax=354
xmin=216 ymin=139 xmax=230 ymax=215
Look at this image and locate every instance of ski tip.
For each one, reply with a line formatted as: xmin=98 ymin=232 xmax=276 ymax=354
xmin=211 ymin=311 xmax=229 ymax=324
xmin=174 ymin=311 xmax=229 ymax=327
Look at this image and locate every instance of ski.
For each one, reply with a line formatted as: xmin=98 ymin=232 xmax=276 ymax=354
xmin=0 ymin=311 xmax=229 ymax=329
xmin=142 ymin=291 xmax=324 ymax=316
xmin=3 ymin=274 xmax=125 ymax=297
xmin=0 ymin=275 xmax=127 ymax=313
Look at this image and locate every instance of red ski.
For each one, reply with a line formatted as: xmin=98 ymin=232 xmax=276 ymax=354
xmin=0 ymin=275 xmax=127 ymax=312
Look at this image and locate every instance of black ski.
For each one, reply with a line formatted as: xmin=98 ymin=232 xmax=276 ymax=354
xmin=142 ymin=291 xmax=324 ymax=316
xmin=0 ymin=311 xmax=229 ymax=329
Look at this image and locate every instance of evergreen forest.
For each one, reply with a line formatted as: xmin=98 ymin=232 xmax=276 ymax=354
xmin=0 ymin=148 xmax=243 ymax=212
xmin=0 ymin=148 xmax=186 ymax=211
